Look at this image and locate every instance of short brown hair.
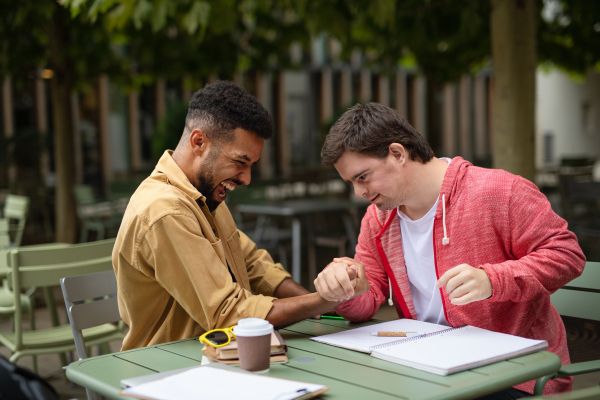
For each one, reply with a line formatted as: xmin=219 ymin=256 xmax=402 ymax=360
xmin=321 ymin=103 xmax=434 ymax=166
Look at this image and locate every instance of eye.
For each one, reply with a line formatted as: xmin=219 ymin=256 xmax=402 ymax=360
xmin=358 ymin=174 xmax=367 ymax=181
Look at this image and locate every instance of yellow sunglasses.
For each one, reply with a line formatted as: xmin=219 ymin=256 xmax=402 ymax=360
xmin=199 ymin=326 xmax=236 ymax=348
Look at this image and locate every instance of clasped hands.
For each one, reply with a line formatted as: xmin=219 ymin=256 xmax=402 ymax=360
xmin=314 ymin=257 xmax=370 ymax=303
xmin=315 ymin=259 xmax=492 ymax=305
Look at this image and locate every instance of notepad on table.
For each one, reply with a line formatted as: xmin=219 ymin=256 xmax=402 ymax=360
xmin=120 ymin=366 xmax=328 ymax=400
xmin=310 ymin=319 xmax=548 ymax=376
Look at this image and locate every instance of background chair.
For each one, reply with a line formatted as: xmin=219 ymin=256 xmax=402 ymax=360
xmin=61 ymin=269 xmax=125 ymax=400
xmin=74 ymin=185 xmax=125 ymax=243
xmin=2 ymin=194 xmax=30 ymax=248
xmin=559 ymin=175 xmax=600 ymax=260
xmin=0 ymin=218 xmax=36 ymax=334
xmin=0 ymin=239 xmax=124 ymax=374
xmin=227 ymin=185 xmax=291 ymax=268
xmin=533 ymin=261 xmax=600 ymax=395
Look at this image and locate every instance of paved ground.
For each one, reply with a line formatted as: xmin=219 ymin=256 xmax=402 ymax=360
xmin=1 ymin=290 xmax=599 ymax=399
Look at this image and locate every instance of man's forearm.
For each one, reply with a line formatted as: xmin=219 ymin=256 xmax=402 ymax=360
xmin=273 ymin=277 xmax=311 ymax=299
xmin=265 ymin=293 xmax=338 ymax=329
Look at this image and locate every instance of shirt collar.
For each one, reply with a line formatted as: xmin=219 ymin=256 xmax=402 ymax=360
xmin=154 ymin=150 xmax=205 ymax=202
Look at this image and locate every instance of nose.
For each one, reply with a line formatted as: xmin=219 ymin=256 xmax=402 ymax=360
xmin=354 ymin=184 xmax=367 ymax=199
xmin=238 ymin=170 xmax=251 ymax=186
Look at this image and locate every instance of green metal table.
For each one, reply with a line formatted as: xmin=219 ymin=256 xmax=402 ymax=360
xmin=66 ymin=319 xmax=561 ymax=400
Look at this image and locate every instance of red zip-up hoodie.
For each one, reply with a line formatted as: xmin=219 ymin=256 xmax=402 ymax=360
xmin=335 ymin=157 xmax=586 ymax=395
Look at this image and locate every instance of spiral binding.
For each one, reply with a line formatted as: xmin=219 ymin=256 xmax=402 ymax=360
xmin=369 ymin=326 xmax=468 ymax=351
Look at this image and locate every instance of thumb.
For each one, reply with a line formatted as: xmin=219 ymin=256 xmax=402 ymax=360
xmin=347 ymin=265 xmax=357 ymax=281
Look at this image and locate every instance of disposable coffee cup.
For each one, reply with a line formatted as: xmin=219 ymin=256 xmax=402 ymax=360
xmin=233 ymin=318 xmax=274 ymax=373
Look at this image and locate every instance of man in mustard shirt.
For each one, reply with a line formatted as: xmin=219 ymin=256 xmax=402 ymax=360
xmin=113 ymin=81 xmax=366 ymax=350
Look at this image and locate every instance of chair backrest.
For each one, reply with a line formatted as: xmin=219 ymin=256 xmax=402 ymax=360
xmin=550 ymin=261 xmax=600 ymax=322
xmin=73 ymin=185 xmax=97 ymax=206
xmin=0 ymin=218 xmax=9 ymax=251
xmin=558 ymin=175 xmax=600 ymax=226
xmin=60 ymin=270 xmax=121 ymax=360
xmin=3 ymin=195 xmax=30 ymax=247
xmin=6 ymin=238 xmax=116 ymax=349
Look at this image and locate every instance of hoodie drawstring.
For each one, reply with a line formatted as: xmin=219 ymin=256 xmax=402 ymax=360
xmin=442 ymin=193 xmax=449 ymax=245
xmin=388 ymin=278 xmax=393 ymax=306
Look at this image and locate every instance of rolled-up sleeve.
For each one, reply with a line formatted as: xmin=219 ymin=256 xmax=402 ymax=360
xmin=138 ymin=214 xmax=277 ymax=331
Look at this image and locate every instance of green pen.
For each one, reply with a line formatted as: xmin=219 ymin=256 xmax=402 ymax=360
xmin=319 ymin=315 xmax=345 ymax=320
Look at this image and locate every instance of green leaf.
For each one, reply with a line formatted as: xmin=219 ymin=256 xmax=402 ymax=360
xmin=62 ymin=0 xmax=86 ymax=18
xmin=182 ymin=1 xmax=211 ymax=35
xmin=133 ymin=0 xmax=153 ymax=30
xmin=151 ymin=0 xmax=167 ymax=32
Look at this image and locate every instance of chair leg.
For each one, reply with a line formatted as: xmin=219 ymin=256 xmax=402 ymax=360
xmin=533 ymin=373 xmax=557 ymax=395
xmin=85 ymin=387 xmax=99 ymax=400
xmin=9 ymin=351 xmax=21 ymax=364
xmin=27 ymin=298 xmax=36 ymax=331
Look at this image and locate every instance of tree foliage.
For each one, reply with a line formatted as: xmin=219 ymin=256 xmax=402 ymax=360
xmin=0 ymin=0 xmax=127 ymax=89
xmin=294 ymin=0 xmax=491 ymax=82
xmin=60 ymin=0 xmax=600 ymax=84
xmin=64 ymin=0 xmax=312 ymax=87
xmin=538 ymin=0 xmax=600 ymax=76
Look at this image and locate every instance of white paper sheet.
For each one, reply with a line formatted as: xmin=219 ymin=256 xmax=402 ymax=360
xmin=122 ymin=366 xmax=326 ymax=400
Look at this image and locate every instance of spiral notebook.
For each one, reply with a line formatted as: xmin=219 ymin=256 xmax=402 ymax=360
xmin=311 ymin=320 xmax=548 ymax=376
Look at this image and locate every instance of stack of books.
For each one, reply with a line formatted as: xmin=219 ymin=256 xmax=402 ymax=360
xmin=201 ymin=331 xmax=288 ymax=365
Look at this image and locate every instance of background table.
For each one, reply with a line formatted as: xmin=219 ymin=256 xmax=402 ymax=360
xmin=66 ymin=319 xmax=561 ymax=400
xmin=236 ymin=199 xmax=361 ymax=284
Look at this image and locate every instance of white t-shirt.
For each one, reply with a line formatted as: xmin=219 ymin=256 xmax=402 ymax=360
xmin=396 ymin=159 xmax=450 ymax=326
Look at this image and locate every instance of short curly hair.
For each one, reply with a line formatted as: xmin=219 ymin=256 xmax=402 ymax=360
xmin=181 ymin=80 xmax=273 ymax=146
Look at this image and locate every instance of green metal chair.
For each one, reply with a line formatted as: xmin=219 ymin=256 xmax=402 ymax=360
xmin=61 ymin=269 xmax=124 ymax=400
xmin=530 ymin=385 xmax=600 ymax=399
xmin=0 ymin=218 xmax=36 ymax=334
xmin=2 ymin=194 xmax=30 ymax=248
xmin=533 ymin=261 xmax=600 ymax=395
xmin=0 ymin=238 xmax=125 ymax=371
xmin=74 ymin=185 xmax=126 ymax=243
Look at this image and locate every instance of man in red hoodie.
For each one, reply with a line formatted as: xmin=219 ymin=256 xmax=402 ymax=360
xmin=315 ymin=103 xmax=586 ymax=399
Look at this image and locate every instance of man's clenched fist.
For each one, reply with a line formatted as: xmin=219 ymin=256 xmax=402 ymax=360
xmin=436 ymin=264 xmax=492 ymax=305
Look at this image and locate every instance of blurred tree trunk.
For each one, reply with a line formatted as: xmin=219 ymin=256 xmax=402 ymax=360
xmin=490 ymin=0 xmax=537 ymax=182
xmin=47 ymin=9 xmax=77 ymax=244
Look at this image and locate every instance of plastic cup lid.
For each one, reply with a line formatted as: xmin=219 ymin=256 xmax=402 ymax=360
xmin=233 ymin=318 xmax=274 ymax=337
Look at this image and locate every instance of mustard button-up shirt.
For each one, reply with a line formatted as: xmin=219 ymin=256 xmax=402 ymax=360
xmin=113 ymin=151 xmax=291 ymax=350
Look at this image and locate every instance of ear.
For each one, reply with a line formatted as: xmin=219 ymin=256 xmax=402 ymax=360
xmin=189 ymin=129 xmax=211 ymax=157
xmin=388 ymin=143 xmax=407 ymax=164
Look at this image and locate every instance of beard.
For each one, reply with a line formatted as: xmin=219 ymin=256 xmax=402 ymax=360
xmin=195 ymin=149 xmax=221 ymax=212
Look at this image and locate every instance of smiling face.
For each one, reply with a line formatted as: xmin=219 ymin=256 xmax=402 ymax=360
xmin=194 ymin=128 xmax=264 ymax=211
xmin=334 ymin=148 xmax=411 ymax=211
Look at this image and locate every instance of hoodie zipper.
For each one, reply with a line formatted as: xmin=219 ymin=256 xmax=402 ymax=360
xmin=375 ymin=212 xmax=413 ymax=320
